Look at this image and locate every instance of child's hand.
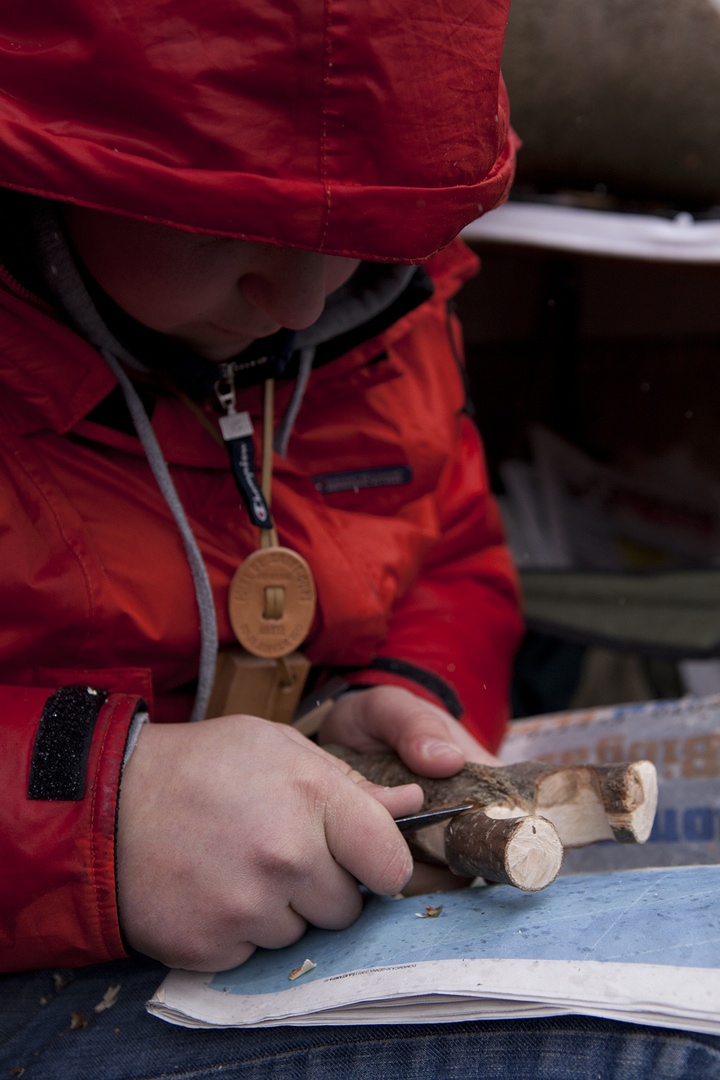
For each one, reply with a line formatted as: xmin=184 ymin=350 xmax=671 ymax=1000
xmin=318 ymin=685 xmax=500 ymax=777
xmin=115 ymin=715 xmax=423 ymax=972
xmin=317 ymin=686 xmax=500 ymax=897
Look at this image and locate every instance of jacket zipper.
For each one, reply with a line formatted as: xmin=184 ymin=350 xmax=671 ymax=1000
xmin=214 ymin=361 xmax=239 ymax=415
xmin=0 ymin=261 xmax=64 ymax=318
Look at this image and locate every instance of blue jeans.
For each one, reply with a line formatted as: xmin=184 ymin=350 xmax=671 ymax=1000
xmin=1 ymin=955 xmax=719 ymax=1079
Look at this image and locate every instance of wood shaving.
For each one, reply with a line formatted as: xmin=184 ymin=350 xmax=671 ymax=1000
xmin=69 ymin=1011 xmax=88 ymax=1030
xmin=53 ymin=972 xmax=68 ymax=992
xmin=10 ymin=1068 xmax=25 ymax=1077
xmin=94 ymin=984 xmax=121 ymax=1013
xmin=415 ymin=905 xmax=444 ymax=919
xmin=288 ymin=958 xmax=317 ymax=981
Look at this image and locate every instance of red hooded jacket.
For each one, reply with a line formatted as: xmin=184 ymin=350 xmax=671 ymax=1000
xmin=0 ymin=0 xmax=522 ymax=971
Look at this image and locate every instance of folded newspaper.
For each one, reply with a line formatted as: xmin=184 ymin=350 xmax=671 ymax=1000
xmin=148 ymin=694 xmax=720 ymax=1033
xmin=148 ymin=864 xmax=720 ymax=1033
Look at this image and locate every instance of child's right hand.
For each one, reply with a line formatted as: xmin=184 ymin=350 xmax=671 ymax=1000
xmin=115 ymin=715 xmax=423 ymax=972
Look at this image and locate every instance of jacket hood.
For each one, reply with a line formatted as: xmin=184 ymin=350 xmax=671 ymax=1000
xmin=0 ymin=0 xmax=516 ymax=262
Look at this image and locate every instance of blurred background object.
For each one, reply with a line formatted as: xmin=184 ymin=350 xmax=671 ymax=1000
xmin=456 ymin=0 xmax=720 ymax=715
xmin=500 ymin=0 xmax=720 ymax=208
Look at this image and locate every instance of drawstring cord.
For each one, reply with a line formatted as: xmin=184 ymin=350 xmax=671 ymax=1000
xmin=273 ymin=346 xmax=315 ymax=458
xmin=101 ymin=352 xmax=219 ymax=723
xmin=32 ymin=205 xmax=218 ymax=723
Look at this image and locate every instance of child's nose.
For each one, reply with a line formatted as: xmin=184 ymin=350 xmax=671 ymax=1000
xmin=238 ymin=249 xmax=332 ymax=331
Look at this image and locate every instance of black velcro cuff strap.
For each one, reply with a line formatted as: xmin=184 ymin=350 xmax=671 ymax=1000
xmin=28 ymin=685 xmax=109 ymax=801
xmin=365 ymin=658 xmax=464 ymax=719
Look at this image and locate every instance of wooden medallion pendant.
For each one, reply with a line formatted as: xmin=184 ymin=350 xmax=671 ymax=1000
xmin=228 ymin=546 xmax=316 ymax=659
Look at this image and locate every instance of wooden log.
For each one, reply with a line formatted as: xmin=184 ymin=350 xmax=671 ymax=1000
xmin=533 ymin=760 xmax=658 ymax=846
xmin=444 ymin=812 xmax=564 ymax=891
xmin=326 ymin=746 xmax=658 ymax=892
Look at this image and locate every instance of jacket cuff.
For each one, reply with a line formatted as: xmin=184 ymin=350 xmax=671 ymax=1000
xmin=344 ymin=657 xmax=464 ymax=719
xmin=2 ymin=685 xmax=144 ymax=971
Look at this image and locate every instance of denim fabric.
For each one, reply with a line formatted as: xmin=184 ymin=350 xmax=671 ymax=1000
xmin=2 ymin=955 xmax=720 ymax=1080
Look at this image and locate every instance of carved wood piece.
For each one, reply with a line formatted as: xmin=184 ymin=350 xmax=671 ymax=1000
xmin=326 ymin=746 xmax=658 ymax=893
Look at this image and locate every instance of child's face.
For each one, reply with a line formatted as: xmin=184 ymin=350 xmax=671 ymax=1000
xmin=63 ymin=206 xmax=361 ymax=362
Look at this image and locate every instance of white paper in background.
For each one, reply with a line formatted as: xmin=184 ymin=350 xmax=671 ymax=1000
xmin=498 ymin=427 xmax=720 ymax=572
xmin=500 ymin=694 xmax=720 ymax=872
xmin=497 ymin=460 xmax=571 ymax=568
xmin=680 ymin=660 xmax=720 ymax=697
xmin=461 ymin=203 xmax=720 ymax=264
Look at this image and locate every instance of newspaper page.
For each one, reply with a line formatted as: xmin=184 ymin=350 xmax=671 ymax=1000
xmin=148 ymin=864 xmax=720 ymax=1032
xmin=500 ymin=693 xmax=720 ymax=873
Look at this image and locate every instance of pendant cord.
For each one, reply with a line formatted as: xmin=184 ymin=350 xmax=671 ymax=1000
xmin=260 ymin=379 xmax=279 ymax=550
xmin=259 ymin=378 xmax=289 ymax=683
xmin=261 ymin=379 xmax=274 ymax=503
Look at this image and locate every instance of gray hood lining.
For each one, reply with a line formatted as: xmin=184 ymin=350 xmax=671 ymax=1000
xmin=294 ymin=262 xmax=416 ymax=351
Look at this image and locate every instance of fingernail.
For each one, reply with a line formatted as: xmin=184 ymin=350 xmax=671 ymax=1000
xmin=424 ymin=740 xmax=463 ymax=759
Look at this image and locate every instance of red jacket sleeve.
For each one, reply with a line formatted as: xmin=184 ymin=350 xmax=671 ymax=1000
xmin=345 ymin=412 xmax=520 ymax=751
xmin=342 ymin=289 xmax=524 ymax=752
xmin=0 ymin=684 xmax=142 ymax=971
xmin=345 ymin=415 xmax=523 ymax=753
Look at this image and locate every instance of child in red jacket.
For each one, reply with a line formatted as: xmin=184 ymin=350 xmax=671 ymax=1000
xmin=1 ymin=4 xmax=716 ymax=1078
xmin=0 ymin=0 xmax=522 ymax=977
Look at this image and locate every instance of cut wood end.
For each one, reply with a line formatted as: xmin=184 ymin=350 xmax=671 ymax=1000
xmin=534 ymin=760 xmax=659 ymax=848
xmin=505 ymin=816 xmax=564 ymax=892
xmin=606 ymin=760 xmax=658 ymax=844
xmin=408 ymin=821 xmax=447 ymax=864
xmin=535 ymin=769 xmax=615 ymax=848
xmin=483 ymin=803 xmax=530 ymax=821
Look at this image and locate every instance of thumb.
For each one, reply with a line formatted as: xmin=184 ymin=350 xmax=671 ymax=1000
xmin=320 ymin=686 xmax=495 ymax=777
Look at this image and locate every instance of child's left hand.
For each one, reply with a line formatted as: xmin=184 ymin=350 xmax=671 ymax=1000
xmin=317 ymin=684 xmax=500 ymax=778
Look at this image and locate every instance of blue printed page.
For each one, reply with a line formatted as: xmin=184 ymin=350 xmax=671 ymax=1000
xmin=209 ymin=864 xmax=720 ymax=998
